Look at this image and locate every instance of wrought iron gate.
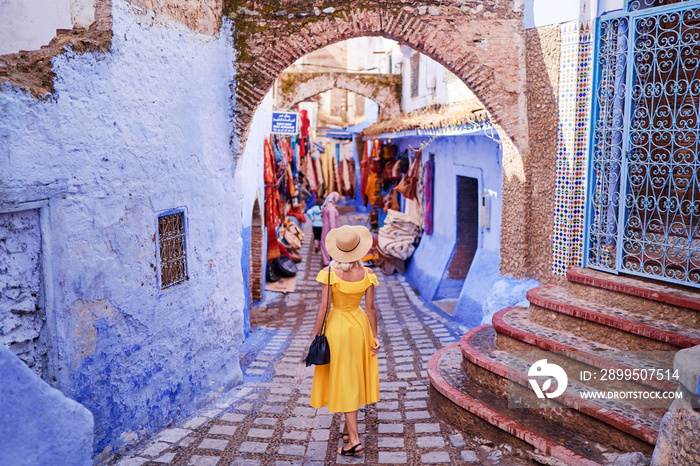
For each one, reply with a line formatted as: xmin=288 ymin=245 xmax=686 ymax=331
xmin=587 ymin=2 xmax=700 ymax=287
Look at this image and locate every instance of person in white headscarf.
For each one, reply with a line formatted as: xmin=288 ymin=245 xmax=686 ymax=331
xmin=320 ymin=192 xmax=341 ymax=266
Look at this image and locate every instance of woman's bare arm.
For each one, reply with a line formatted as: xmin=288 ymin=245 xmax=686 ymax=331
xmin=313 ymin=269 xmax=331 ymax=335
xmin=365 ymin=283 xmax=381 ymax=355
xmin=365 ymin=284 xmax=378 ymax=337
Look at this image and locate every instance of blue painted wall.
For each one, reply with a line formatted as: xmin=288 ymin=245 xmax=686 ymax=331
xmin=0 ymin=4 xmax=269 ymax=459
xmin=240 ymin=226 xmax=252 ymax=338
xmin=393 ymin=131 xmax=535 ymax=326
xmin=0 ymin=346 xmax=94 ymax=466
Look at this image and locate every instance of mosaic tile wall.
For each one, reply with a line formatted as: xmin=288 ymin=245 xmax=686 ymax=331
xmin=552 ymin=21 xmax=593 ymax=276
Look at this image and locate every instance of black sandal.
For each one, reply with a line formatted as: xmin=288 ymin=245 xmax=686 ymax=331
xmin=341 ymin=433 xmax=350 ymax=442
xmin=340 ymin=443 xmax=363 ymax=456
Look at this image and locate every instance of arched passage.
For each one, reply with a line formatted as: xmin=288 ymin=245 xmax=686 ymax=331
xmin=0 ymin=0 xmax=560 ymax=280
xmin=231 ymin=3 xmax=539 ymax=278
xmin=231 ymin=4 xmax=526 ymax=151
xmin=276 ymin=72 xmax=401 ymax=118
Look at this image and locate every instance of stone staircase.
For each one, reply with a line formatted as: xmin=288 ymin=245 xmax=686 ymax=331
xmin=428 ymin=266 xmax=700 ymax=465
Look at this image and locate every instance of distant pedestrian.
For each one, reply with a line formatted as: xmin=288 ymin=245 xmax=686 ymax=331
xmin=310 ymin=225 xmax=381 ymax=456
xmin=297 ymin=173 xmax=315 ymax=211
xmin=320 ymin=192 xmax=340 ymax=266
xmin=306 ymin=198 xmax=324 ymax=252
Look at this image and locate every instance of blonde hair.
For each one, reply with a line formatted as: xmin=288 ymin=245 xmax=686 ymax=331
xmin=330 ymin=259 xmax=363 ymax=272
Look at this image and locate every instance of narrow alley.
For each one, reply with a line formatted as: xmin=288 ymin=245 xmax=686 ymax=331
xmin=112 ymin=215 xmax=531 ymax=466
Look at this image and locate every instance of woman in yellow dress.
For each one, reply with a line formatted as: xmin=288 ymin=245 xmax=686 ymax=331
xmin=309 ymin=225 xmax=381 ymax=456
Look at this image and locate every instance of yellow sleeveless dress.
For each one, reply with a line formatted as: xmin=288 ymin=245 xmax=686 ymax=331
xmin=310 ymin=267 xmax=380 ymax=413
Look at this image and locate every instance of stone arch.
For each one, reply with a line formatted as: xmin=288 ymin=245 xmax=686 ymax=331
xmin=231 ymin=2 xmax=532 ymax=277
xmin=276 ymin=72 xmax=401 ymax=118
xmin=231 ymin=4 xmax=526 ymax=153
xmin=249 ymin=195 xmax=263 ymax=304
xmin=0 ymin=0 xmax=557 ymax=280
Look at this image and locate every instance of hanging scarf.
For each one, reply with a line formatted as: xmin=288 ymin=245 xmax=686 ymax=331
xmin=264 ymin=138 xmax=280 ymax=230
xmin=306 ymin=151 xmax=317 ymax=191
xmin=423 ymin=157 xmax=435 ymax=235
xmin=315 ymin=155 xmax=325 ymax=198
xmin=324 ymin=142 xmax=333 ymax=192
xmin=333 ymin=145 xmax=342 ymax=195
xmin=342 ymin=158 xmax=352 ymax=196
xmin=272 ymin=135 xmax=284 ymax=167
xmin=361 ymin=142 xmax=370 ymax=205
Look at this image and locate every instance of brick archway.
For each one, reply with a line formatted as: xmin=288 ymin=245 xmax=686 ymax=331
xmin=276 ymin=72 xmax=401 ymax=118
xmin=231 ymin=2 xmax=536 ymax=278
xmin=230 ymin=3 xmax=527 ymax=154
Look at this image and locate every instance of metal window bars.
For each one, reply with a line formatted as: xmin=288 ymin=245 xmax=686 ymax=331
xmin=587 ymin=3 xmax=700 ymax=287
xmin=158 ymin=211 xmax=188 ymax=288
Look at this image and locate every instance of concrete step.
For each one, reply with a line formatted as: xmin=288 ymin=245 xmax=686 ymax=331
xmin=428 ymin=343 xmax=609 ymax=465
xmin=434 ymin=278 xmax=463 ymax=300
xmin=566 ymin=267 xmax=700 ymax=329
xmin=461 ymin=325 xmax=663 ymax=449
xmin=527 ymin=285 xmax=700 ymax=350
xmin=432 ymin=298 xmax=457 ymax=316
xmin=493 ymin=306 xmax=677 ymax=393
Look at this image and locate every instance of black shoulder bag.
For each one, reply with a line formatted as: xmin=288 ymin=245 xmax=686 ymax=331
xmin=305 ymin=268 xmax=332 ymax=366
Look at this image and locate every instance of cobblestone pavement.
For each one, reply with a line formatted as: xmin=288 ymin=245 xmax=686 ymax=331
xmin=112 ymin=214 xmax=529 ymax=465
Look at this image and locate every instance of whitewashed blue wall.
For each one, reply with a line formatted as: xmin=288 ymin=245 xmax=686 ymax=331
xmin=0 ymin=0 xmax=262 ymax=458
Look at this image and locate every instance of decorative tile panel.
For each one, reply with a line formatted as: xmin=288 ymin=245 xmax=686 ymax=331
xmin=553 ymin=22 xmax=594 ymax=276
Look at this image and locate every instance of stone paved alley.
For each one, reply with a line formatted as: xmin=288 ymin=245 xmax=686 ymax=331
xmin=112 ymin=214 xmax=531 ymax=466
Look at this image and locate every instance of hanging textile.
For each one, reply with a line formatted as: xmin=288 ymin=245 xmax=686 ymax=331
xmin=360 ymin=142 xmax=370 ymax=205
xmin=423 ymin=156 xmax=435 ymax=235
xmin=300 ymin=109 xmax=310 ymax=138
xmin=397 ymin=150 xmax=421 ymax=200
xmin=306 ymin=152 xmax=317 ymax=191
xmin=332 ymin=146 xmax=342 ymax=196
xmin=272 ymin=135 xmax=284 ymax=166
xmin=264 ymin=138 xmax=281 ymax=231
xmin=320 ymin=143 xmax=329 ymax=190
xmin=286 ymin=165 xmax=295 ymax=198
xmin=289 ymin=137 xmax=297 ymax=176
xmin=414 ymin=153 xmax=425 ymax=222
xmin=378 ymin=209 xmax=422 ymax=261
xmin=315 ymin=155 xmax=326 ymax=198
xmin=366 ymin=170 xmax=378 ymax=207
xmin=405 ymin=198 xmax=421 ymax=224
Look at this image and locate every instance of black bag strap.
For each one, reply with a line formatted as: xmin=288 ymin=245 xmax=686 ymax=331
xmin=319 ymin=267 xmax=332 ymax=336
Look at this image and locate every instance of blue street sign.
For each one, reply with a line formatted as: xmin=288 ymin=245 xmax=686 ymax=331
xmin=271 ymin=112 xmax=299 ymax=134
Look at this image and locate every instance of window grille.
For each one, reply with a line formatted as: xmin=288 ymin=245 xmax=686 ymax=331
xmin=158 ymin=211 xmax=188 ymax=288
xmin=410 ymin=53 xmax=420 ymax=97
xmin=628 ymin=0 xmax=691 ymax=11
xmin=587 ymin=4 xmax=700 ymax=287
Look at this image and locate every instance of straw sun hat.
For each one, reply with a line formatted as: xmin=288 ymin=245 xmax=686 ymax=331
xmin=325 ymin=225 xmax=373 ymax=263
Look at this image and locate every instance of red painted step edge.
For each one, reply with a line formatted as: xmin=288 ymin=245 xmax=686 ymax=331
xmin=492 ymin=306 xmax=677 ymax=393
xmin=460 ymin=325 xmax=659 ymax=445
xmin=428 ymin=340 xmax=601 ymax=466
xmin=567 ymin=266 xmax=700 ymax=312
xmin=527 ymin=285 xmax=700 ymax=348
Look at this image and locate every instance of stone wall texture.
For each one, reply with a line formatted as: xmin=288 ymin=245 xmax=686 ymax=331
xmin=276 ymin=71 xmax=401 ymax=118
xmin=0 ymin=209 xmax=47 ymax=377
xmin=125 ymin=0 xmax=223 ymax=35
xmin=524 ymin=25 xmax=562 ymax=282
xmin=651 ymin=393 xmax=700 ymax=466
